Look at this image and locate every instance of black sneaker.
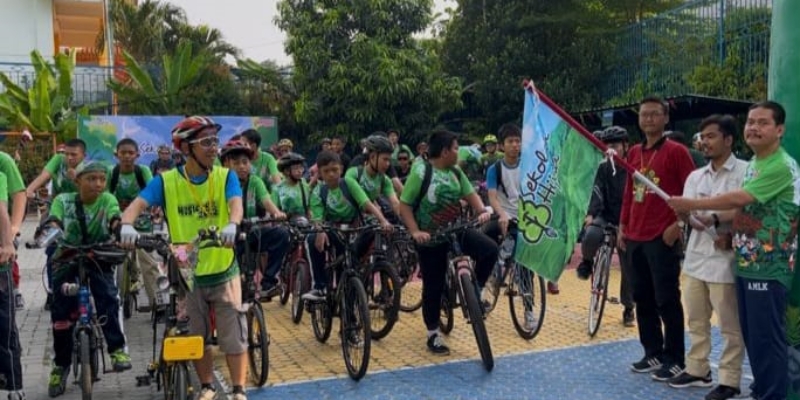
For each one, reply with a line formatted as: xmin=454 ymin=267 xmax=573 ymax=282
xmin=631 ymin=355 xmax=662 ymax=373
xmin=576 ymin=260 xmax=593 ymax=280
xmin=623 ymin=308 xmax=635 ymax=327
xmin=652 ymin=362 xmax=684 ymax=382
xmin=426 ymin=333 xmax=450 ymax=355
xmin=668 ymin=371 xmax=713 ymax=388
xmin=705 ymin=385 xmax=741 ymax=400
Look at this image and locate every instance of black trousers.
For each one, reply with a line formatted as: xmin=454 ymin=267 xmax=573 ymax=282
xmin=0 ymin=269 xmax=23 ymax=391
xmin=626 ymin=238 xmax=685 ymax=364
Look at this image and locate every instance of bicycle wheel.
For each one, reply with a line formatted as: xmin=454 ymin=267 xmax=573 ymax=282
xmin=167 ymin=363 xmax=189 ymax=400
xmin=247 ymin=302 xmax=269 ymax=386
xmin=311 ymin=300 xmax=333 ymax=343
xmin=509 ymin=265 xmax=546 ymax=340
xmin=340 ymin=275 xmax=371 ymax=381
xmin=481 ymin=262 xmax=505 ymax=314
xmin=291 ymin=261 xmax=310 ymax=324
xmin=78 ymin=330 xmax=93 ymax=400
xmin=365 ymin=261 xmax=401 ymax=340
xmin=119 ymin=257 xmax=133 ymax=319
xmin=395 ymin=242 xmax=422 ymax=313
xmin=278 ymin=261 xmax=290 ymax=305
xmin=588 ymin=245 xmax=612 ymax=337
xmin=460 ymin=273 xmax=493 ymax=372
xmin=439 ymin=274 xmax=455 ymax=334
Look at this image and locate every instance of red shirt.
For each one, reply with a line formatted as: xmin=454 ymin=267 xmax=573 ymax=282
xmin=620 ymin=137 xmax=695 ymax=241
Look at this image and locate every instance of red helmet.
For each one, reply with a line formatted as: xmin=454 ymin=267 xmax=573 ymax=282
xmin=171 ymin=116 xmax=221 ymax=150
xmin=219 ymin=139 xmax=254 ymax=161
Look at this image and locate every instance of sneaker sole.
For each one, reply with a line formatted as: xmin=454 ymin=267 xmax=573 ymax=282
xmin=668 ymin=380 xmax=713 ymax=388
xmin=631 ymin=365 xmax=662 ymax=373
xmin=652 ymin=373 xmax=680 ymax=382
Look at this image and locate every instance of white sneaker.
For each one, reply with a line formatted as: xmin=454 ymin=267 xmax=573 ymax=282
xmin=301 ymin=288 xmax=326 ymax=302
xmin=232 ymin=392 xmax=247 ymax=400
xmin=7 ymin=391 xmax=26 ymax=400
xmin=196 ymin=387 xmax=216 ymax=400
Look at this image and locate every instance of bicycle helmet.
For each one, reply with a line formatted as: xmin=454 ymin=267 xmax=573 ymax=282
xmin=483 ymin=134 xmax=498 ymax=144
xmin=171 ymin=116 xmax=221 ymax=149
xmin=364 ymin=135 xmax=393 ymax=154
xmin=219 ymin=139 xmax=254 ymax=161
xmin=278 ymin=152 xmax=306 ymax=171
xmin=596 ymin=126 xmax=629 ymax=144
xmin=277 ymin=138 xmax=293 ymax=149
xmin=74 ymin=160 xmax=108 ymax=177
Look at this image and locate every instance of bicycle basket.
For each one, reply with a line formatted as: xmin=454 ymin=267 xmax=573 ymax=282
xmin=162 ymin=335 xmax=204 ymax=361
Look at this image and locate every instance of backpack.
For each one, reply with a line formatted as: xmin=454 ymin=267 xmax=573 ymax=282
xmin=242 ymin=176 xmax=267 ymax=218
xmin=493 ymin=160 xmax=508 ymax=198
xmin=319 ymin=178 xmax=359 ymax=222
xmin=109 ymin=165 xmax=147 ymax=194
xmin=356 ymin=166 xmax=385 ymax=199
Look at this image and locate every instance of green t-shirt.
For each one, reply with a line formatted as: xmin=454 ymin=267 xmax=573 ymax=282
xmin=458 ymin=146 xmax=484 ymax=181
xmin=106 ymin=165 xmax=153 ymax=207
xmin=733 ymin=148 xmax=800 ymax=288
xmin=44 ymin=154 xmax=79 ymax=196
xmin=481 ymin=151 xmax=505 ymax=169
xmin=272 ymin=179 xmax=311 ymax=217
xmin=310 ymin=177 xmax=370 ymax=223
xmin=0 ymin=172 xmax=7 ymax=203
xmin=252 ymin=151 xmax=279 ymax=185
xmin=344 ymin=166 xmax=394 ymax=201
xmin=0 ymin=152 xmax=25 ymax=195
xmin=50 ymin=192 xmax=121 ymax=246
xmin=242 ymin=175 xmax=270 ymax=219
xmin=399 ymin=162 xmax=473 ymax=231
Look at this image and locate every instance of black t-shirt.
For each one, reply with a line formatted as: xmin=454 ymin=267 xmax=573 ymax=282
xmin=396 ymin=166 xmax=410 ymax=182
xmin=338 ymin=152 xmax=352 ymax=176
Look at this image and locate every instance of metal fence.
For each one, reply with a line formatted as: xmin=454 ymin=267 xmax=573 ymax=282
xmin=603 ymin=0 xmax=772 ymax=106
xmin=0 ymin=63 xmax=115 ymax=108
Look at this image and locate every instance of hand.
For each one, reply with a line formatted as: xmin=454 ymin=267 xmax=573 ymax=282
xmin=662 ymin=223 xmax=682 ymax=247
xmin=119 ymin=224 xmax=139 ymax=249
xmin=477 ymin=211 xmax=491 ymax=225
xmin=380 ymin=220 xmax=394 ymax=233
xmin=666 ymin=196 xmax=695 ymax=214
xmin=688 ymin=214 xmax=712 ymax=231
xmin=584 ymin=215 xmax=593 ymax=227
xmin=10 ymin=225 xmax=20 ymax=239
xmin=315 ymin=232 xmax=329 ymax=252
xmin=25 ymin=188 xmax=36 ymax=199
xmin=221 ymin=222 xmax=237 ymax=247
xmin=616 ymin=227 xmax=626 ymax=251
xmin=411 ymin=230 xmax=430 ymax=244
xmin=0 ymin=243 xmax=15 ymax=264
xmin=498 ymin=213 xmax=510 ymax=237
xmin=273 ymin=211 xmax=287 ymax=221
xmin=714 ymin=232 xmax=733 ymax=250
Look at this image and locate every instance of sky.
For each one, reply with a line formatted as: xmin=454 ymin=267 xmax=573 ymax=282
xmin=165 ymin=0 xmax=453 ymax=67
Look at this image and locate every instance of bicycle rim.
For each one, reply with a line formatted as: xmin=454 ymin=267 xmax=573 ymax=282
xmin=459 ymin=273 xmax=493 ymax=372
xmin=279 ymin=262 xmax=291 ymax=305
xmin=366 ymin=261 xmax=400 ymax=340
xmin=509 ymin=266 xmax=546 ymax=340
xmin=311 ymin=301 xmax=332 ymax=343
xmin=588 ymin=246 xmax=611 ymax=337
xmin=396 ymin=243 xmax=423 ymax=313
xmin=439 ymin=291 xmax=454 ymax=335
xmin=79 ymin=331 xmax=93 ymax=400
xmin=171 ymin=363 xmax=189 ymax=400
xmin=340 ymin=276 xmax=371 ymax=381
xmin=291 ymin=261 xmax=309 ymax=324
xmin=247 ymin=303 xmax=269 ymax=386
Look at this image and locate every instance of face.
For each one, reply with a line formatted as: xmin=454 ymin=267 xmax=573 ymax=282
xmin=241 ymin=137 xmax=257 ymax=151
xmin=417 ymin=143 xmax=428 ymax=155
xmin=485 ymin=142 xmax=497 ymax=153
xmin=370 ymin=153 xmax=392 ymax=173
xmin=441 ymin=139 xmax=459 ymax=167
xmin=388 ymin=132 xmax=399 ymax=146
xmin=397 ymin=152 xmax=410 ymax=169
xmin=502 ymin=137 xmax=521 ymax=158
xmin=320 ymin=163 xmax=342 ymax=185
xmin=744 ymin=107 xmax=784 ymax=151
xmin=607 ymin=141 xmax=628 ymax=157
xmin=158 ymin=149 xmax=171 ymax=160
xmin=115 ymin=144 xmax=139 ymax=167
xmin=331 ymin=139 xmax=344 ymax=153
xmin=64 ymin=146 xmax=85 ymax=168
xmin=184 ymin=130 xmax=220 ymax=167
xmin=78 ymin=171 xmax=106 ymax=200
xmin=226 ymin=155 xmax=251 ymax=180
xmin=700 ymin=123 xmax=732 ymax=160
xmin=638 ymin=102 xmax=669 ymax=135
xmin=322 ymin=142 xmax=332 ymax=151
xmin=289 ymin=164 xmax=304 ymax=181
xmin=276 ymin=146 xmax=291 ymax=158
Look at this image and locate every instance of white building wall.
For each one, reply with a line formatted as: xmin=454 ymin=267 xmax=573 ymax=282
xmin=0 ymin=0 xmax=55 ymax=64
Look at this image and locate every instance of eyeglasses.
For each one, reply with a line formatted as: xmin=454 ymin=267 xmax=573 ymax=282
xmin=189 ymin=136 xmax=220 ymax=148
xmin=639 ymin=112 xmax=664 ymax=119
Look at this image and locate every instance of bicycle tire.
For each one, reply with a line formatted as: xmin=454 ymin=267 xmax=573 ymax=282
xmin=247 ymin=302 xmax=270 ymax=386
xmin=460 ymin=273 xmax=494 ymax=372
xmin=118 ymin=257 xmax=134 ymax=319
xmin=42 ymin=263 xmax=52 ymax=294
xmin=291 ymin=261 xmax=309 ymax=324
xmin=278 ymin=261 xmax=290 ymax=305
xmin=588 ymin=245 xmax=612 ymax=337
xmin=365 ymin=261 xmax=401 ymax=340
xmin=79 ymin=330 xmax=93 ymax=400
xmin=439 ymin=293 xmax=454 ymax=335
xmin=311 ymin=300 xmax=333 ymax=343
xmin=509 ymin=266 xmax=546 ymax=340
xmin=340 ymin=275 xmax=371 ymax=381
xmin=170 ymin=363 xmax=189 ymax=400
xmin=395 ymin=242 xmax=423 ymax=313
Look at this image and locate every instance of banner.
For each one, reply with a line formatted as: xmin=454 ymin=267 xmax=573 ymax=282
xmin=516 ymin=87 xmax=603 ymax=282
xmin=77 ymin=115 xmax=278 ymax=166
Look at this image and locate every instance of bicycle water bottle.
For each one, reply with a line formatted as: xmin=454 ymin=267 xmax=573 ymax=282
xmin=78 ymin=286 xmax=92 ymax=324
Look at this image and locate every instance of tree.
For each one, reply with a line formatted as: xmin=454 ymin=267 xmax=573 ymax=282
xmin=276 ymin=0 xmax=462 ymax=144
xmin=99 ymin=0 xmax=188 ymax=64
xmin=177 ymin=24 xmax=240 ymax=61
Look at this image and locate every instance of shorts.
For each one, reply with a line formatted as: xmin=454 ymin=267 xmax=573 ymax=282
xmin=186 ymin=277 xmax=247 ymax=354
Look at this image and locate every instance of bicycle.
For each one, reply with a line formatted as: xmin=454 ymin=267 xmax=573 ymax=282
xmin=27 ymin=230 xmax=128 ymax=400
xmin=237 ymin=217 xmax=279 ymax=387
xmin=134 ymin=228 xmax=221 ymax=400
xmin=432 ymin=217 xmax=495 ymax=372
xmin=391 ymin=227 xmax=423 ymax=313
xmin=481 ymin=221 xmax=547 ymax=340
xmin=587 ymin=223 xmax=617 ymax=337
xmin=277 ymin=217 xmax=314 ymax=324
xmin=116 ymin=212 xmax=155 ymax=319
xmin=305 ymin=223 xmax=374 ymax=381
xmin=362 ymin=228 xmax=401 ymax=340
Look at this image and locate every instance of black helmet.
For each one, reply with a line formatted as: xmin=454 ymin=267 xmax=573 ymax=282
xmin=597 ymin=126 xmax=628 ymax=144
xmin=278 ymin=152 xmax=306 ymax=171
xmin=364 ymin=135 xmax=393 ymax=154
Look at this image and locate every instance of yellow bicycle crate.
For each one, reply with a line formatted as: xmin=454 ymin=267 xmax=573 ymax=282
xmin=163 ymin=335 xmax=205 ymax=361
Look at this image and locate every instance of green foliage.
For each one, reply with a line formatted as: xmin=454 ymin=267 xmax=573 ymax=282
xmin=276 ymin=0 xmax=462 ymax=144
xmin=236 ymin=59 xmax=298 ymax=135
xmin=0 ymin=50 xmax=88 ymax=142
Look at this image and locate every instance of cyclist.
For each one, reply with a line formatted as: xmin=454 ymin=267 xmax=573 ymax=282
xmin=346 ymin=135 xmax=401 ymax=221
xmin=275 ymin=138 xmax=294 ymax=159
xmin=482 ymin=123 xmax=537 ymax=329
xmin=45 ymin=161 xmax=132 ymax=397
xmin=480 ymin=134 xmax=504 ymax=171
xmin=396 ymin=149 xmax=412 ymax=184
xmin=301 ymin=151 xmax=393 ymax=302
xmin=398 ymin=129 xmax=496 ymax=355
xmin=25 ymin=138 xmax=86 ymax=310
xmin=119 ymin=116 xmax=249 ymax=400
xmin=219 ymin=139 xmax=290 ymax=298
xmin=0 ymin=170 xmax=24 ymax=400
xmin=1 ymin=150 xmax=28 ymax=310
xmin=107 ymin=138 xmax=161 ymax=312
xmin=416 ymin=141 xmax=428 ymax=162
xmin=387 ymin=129 xmax=414 ymax=167
xmin=149 ymin=144 xmax=176 ymax=176
xmin=458 ymin=143 xmax=484 ymax=182
xmin=240 ymin=129 xmax=281 ymax=187
xmin=274 ymin=152 xmax=312 ymax=220
xmin=576 ymin=126 xmax=635 ymax=327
